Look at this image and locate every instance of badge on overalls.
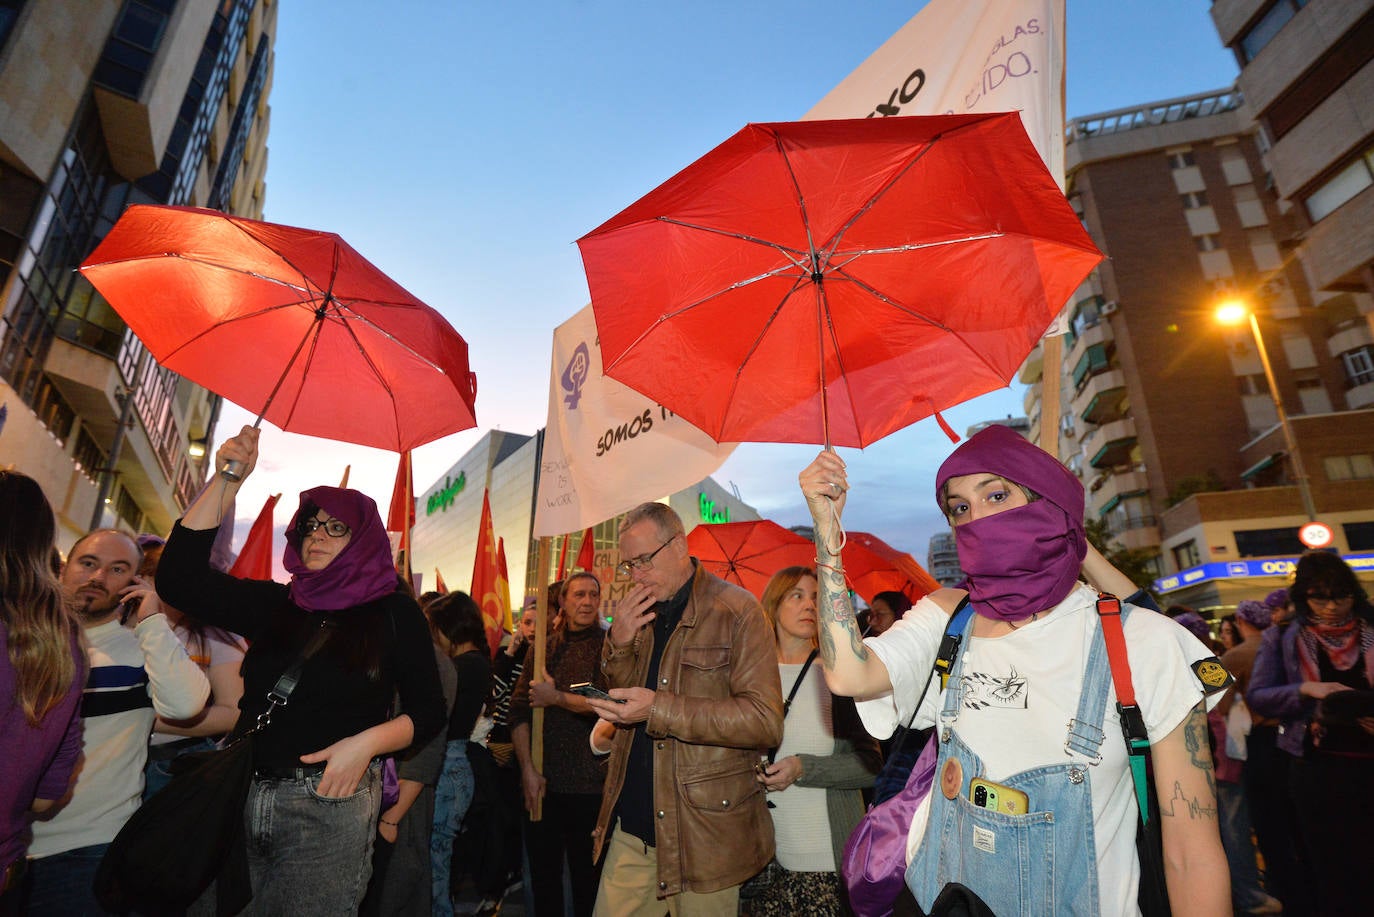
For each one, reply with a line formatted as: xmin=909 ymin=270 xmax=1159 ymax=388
xmin=939 ymin=757 xmax=962 ymax=800
xmin=1191 ymin=657 xmax=1234 ymax=694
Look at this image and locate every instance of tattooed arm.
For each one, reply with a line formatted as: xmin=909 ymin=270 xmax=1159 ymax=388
xmin=1151 ymin=700 xmax=1230 ymax=916
xmin=799 ymin=450 xmax=893 ymax=697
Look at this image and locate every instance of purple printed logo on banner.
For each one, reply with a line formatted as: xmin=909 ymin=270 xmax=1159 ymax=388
xmin=562 ymin=342 xmax=590 ymax=410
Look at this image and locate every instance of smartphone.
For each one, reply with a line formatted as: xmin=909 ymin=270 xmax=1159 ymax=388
xmin=569 ymin=682 xmax=626 ymax=704
xmin=969 ymin=778 xmax=1029 ymax=815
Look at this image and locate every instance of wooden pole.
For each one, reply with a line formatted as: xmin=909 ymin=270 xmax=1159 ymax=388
xmin=530 ymin=535 xmax=551 ymax=822
xmin=1037 ymin=333 xmax=1063 ymax=460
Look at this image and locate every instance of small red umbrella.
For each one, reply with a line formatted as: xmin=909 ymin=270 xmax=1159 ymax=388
xmin=686 ymin=520 xmax=814 ymax=599
xmin=79 ymin=205 xmax=477 ymax=464
xmin=844 ymin=531 xmax=940 ymax=605
xmin=580 ymin=113 xmax=1101 ymax=448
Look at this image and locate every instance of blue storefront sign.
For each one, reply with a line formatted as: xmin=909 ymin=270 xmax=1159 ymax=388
xmin=1153 ymin=552 xmax=1374 ymax=594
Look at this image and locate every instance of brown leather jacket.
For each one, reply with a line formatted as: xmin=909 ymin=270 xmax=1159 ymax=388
xmin=593 ymin=563 xmax=784 ymax=897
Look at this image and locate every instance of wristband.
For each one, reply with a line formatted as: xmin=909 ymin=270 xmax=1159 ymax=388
xmin=380 ymin=819 xmax=398 ymax=827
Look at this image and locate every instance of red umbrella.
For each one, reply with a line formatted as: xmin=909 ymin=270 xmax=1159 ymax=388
xmin=79 ymin=205 xmax=477 ymax=464
xmin=580 ymin=113 xmax=1101 ymax=448
xmin=686 ymin=520 xmax=815 ymax=599
xmin=843 ymin=531 xmax=940 ymax=605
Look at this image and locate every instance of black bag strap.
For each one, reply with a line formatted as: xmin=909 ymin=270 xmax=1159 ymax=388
xmin=250 ymin=617 xmax=337 ymax=734
xmin=891 ymin=595 xmax=972 ymax=751
xmin=767 ymin=648 xmax=820 ymax=764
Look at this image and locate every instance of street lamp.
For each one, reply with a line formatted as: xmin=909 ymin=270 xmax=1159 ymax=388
xmin=1215 ymin=299 xmax=1317 ymax=521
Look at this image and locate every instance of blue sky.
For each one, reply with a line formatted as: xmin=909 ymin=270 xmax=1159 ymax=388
xmin=219 ymin=0 xmax=1239 ymax=566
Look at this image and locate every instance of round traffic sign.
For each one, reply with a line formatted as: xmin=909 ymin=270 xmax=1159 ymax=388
xmin=1299 ymin=521 xmax=1334 ymax=549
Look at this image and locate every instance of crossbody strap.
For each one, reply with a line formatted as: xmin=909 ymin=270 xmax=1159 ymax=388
xmin=767 ymin=648 xmax=820 ymax=764
xmin=1096 ymin=592 xmax=1152 ymax=823
xmin=251 ymin=617 xmax=338 ymax=734
xmin=890 ymin=595 xmax=974 ymax=748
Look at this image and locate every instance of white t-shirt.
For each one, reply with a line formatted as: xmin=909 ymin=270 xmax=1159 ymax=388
xmin=856 ymin=583 xmax=1221 ymax=916
xmin=770 ymin=662 xmax=835 ymax=872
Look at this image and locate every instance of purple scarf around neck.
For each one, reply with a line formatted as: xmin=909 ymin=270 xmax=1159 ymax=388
xmin=935 ymin=424 xmax=1086 ymax=622
xmin=284 ymin=486 xmax=398 ymax=612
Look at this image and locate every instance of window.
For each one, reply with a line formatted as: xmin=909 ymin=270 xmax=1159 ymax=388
xmin=1305 ymin=145 xmax=1374 ymax=223
xmin=1195 ymin=234 xmax=1222 ymax=252
xmin=1239 ymin=0 xmax=1308 ymax=64
xmin=1324 ymin=454 xmax=1374 ymax=481
xmin=1173 ymin=541 xmax=1201 ymax=570
xmin=1169 ymin=150 xmax=1196 ymax=169
xmin=1342 ymin=346 xmax=1374 ymax=388
xmin=1236 ymin=373 xmax=1268 ymax=396
xmin=1346 ymin=522 xmax=1374 ymax=552
xmin=1180 ymin=191 xmax=1209 ymax=209
xmin=1235 ymin=527 xmax=1304 ymax=558
xmin=0 ymin=1 xmax=24 ymax=53
xmin=1072 ymin=343 xmax=1110 ymax=389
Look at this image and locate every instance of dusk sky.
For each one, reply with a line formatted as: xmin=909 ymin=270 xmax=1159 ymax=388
xmin=217 ymin=0 xmax=1240 ymax=569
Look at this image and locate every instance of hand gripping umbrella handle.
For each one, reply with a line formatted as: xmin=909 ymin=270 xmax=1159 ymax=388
xmin=218 ymin=416 xmax=265 ymax=482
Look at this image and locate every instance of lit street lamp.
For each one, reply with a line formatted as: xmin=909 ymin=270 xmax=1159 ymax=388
xmin=1215 ymin=299 xmax=1317 ymax=521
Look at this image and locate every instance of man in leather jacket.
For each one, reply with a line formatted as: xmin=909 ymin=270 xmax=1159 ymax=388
xmin=584 ymin=502 xmax=783 ymax=915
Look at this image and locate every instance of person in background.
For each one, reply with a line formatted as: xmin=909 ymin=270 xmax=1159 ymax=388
xmin=799 ymin=425 xmax=1231 ymax=916
xmin=511 ymin=572 xmax=608 ymax=917
xmin=1216 ymin=616 xmax=1242 ymax=653
xmin=584 ymin=501 xmax=783 ymax=916
xmin=1265 ymin=587 xmax=1295 ymax=627
xmin=26 ymin=527 xmax=210 ymax=916
xmin=361 ymin=591 xmax=459 ymax=917
xmin=158 ymin=426 xmax=445 ymax=915
xmin=428 ymin=591 xmax=491 ymax=917
xmin=0 ymin=472 xmax=85 ymax=915
xmin=752 ymin=565 xmax=880 ymax=916
xmin=864 ymin=591 xmax=909 ymax=638
xmin=136 ymin=534 xmax=247 ymax=799
xmin=1248 ymin=551 xmax=1374 ymax=917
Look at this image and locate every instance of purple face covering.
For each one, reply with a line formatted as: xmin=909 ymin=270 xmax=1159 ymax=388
xmin=935 ymin=424 xmax=1086 ymax=622
xmin=284 ymin=486 xmax=398 ymax=612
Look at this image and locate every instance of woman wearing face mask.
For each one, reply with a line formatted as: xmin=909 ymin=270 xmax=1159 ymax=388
xmin=157 ymin=427 xmax=446 ymax=915
xmin=798 ymin=425 xmax=1231 ymax=916
xmin=1247 ymin=550 xmax=1374 ymax=916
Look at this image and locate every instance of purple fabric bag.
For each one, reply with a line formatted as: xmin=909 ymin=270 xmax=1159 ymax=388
xmin=381 ymin=756 xmax=400 ymax=810
xmin=841 ymin=735 xmax=938 ymax=917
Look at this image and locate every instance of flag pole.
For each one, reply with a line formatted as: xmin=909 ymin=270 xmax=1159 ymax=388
xmin=530 ymin=535 xmax=551 ymax=822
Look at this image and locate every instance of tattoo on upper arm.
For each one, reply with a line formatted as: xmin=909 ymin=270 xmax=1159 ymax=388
xmin=1160 ymin=701 xmax=1218 ymax=822
xmin=816 ymin=562 xmax=867 ymax=667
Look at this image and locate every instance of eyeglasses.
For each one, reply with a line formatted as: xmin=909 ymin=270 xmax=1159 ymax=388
xmin=1306 ymin=592 xmax=1353 ymax=606
xmin=616 ymin=536 xmax=676 ymax=578
xmin=298 ymin=517 xmax=351 ymax=539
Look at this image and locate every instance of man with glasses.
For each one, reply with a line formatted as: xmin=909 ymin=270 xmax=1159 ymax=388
xmin=585 ymin=503 xmax=783 ymax=916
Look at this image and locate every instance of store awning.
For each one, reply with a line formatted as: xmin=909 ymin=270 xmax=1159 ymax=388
xmin=1241 ymin=452 xmax=1284 ymax=480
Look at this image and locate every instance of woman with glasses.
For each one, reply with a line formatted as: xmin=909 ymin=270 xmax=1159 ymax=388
xmin=157 ymin=426 xmax=446 ymax=915
xmin=1248 ymin=550 xmax=1374 ymax=915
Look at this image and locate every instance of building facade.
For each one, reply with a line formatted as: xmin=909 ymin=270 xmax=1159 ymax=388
xmin=925 ymin=531 xmax=962 ymax=587
xmin=410 ymin=429 xmax=761 ymax=623
xmin=0 ymin=0 xmax=275 ymax=547
xmin=1020 ymin=79 xmax=1374 ymax=611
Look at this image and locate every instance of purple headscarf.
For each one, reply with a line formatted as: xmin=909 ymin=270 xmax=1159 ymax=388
xmin=284 ymin=486 xmax=398 ymax=612
xmin=935 ymin=424 xmax=1087 ymax=622
xmin=1235 ymin=599 xmax=1272 ymax=630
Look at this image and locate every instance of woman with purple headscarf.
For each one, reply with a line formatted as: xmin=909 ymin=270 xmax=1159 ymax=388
xmin=158 ymin=427 xmax=446 ymax=915
xmin=799 ymin=426 xmax=1230 ymax=916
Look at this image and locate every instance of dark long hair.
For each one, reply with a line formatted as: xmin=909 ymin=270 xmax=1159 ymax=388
xmin=1290 ymin=552 xmax=1373 ymax=624
xmin=427 ymin=591 xmax=486 ymax=654
xmin=1 ymin=472 xmax=84 ymax=725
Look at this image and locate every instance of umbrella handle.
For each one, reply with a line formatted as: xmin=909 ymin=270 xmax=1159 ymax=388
xmin=219 ymin=415 xmax=265 ymax=482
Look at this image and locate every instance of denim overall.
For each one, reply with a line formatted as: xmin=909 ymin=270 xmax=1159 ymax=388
xmin=906 ymin=608 xmax=1122 ymax=916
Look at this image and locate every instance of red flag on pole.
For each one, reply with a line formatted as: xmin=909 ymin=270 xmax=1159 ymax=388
xmin=387 ymin=451 xmax=415 ymax=585
xmin=229 ymin=493 xmax=280 ymax=580
xmin=471 ymin=489 xmax=504 ymax=657
xmin=575 ymin=526 xmax=595 ymax=572
xmin=434 ymin=568 xmax=449 ymax=595
xmin=556 ymin=534 xmax=570 ymax=580
xmin=496 ymin=537 xmax=514 ymax=636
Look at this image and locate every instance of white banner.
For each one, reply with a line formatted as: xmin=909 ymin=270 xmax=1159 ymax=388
xmin=805 ymin=0 xmax=1065 ymax=188
xmin=533 ymin=305 xmax=737 ymax=537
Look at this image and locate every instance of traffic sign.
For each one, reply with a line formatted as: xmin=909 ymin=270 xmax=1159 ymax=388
xmin=1299 ymin=522 xmax=1334 ymax=550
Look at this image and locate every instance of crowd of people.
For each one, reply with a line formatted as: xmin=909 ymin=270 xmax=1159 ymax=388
xmin=4 ymin=422 xmax=1374 ymax=916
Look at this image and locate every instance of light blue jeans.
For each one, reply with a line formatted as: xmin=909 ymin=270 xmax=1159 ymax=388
xmin=431 ymin=741 xmax=475 ymax=917
xmin=240 ymin=762 xmax=381 ymax=916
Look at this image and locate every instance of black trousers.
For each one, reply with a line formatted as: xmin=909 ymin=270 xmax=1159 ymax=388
xmin=1289 ymin=749 xmax=1374 ymax=917
xmin=1244 ymin=726 xmax=1314 ymax=917
xmin=524 ymin=791 xmax=604 ymax=917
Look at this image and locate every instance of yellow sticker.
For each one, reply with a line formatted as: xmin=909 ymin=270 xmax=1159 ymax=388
xmin=1191 ymin=657 xmax=1234 ymax=693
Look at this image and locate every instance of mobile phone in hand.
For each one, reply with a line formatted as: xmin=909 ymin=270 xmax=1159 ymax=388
xmin=569 ymin=682 xmax=626 ymax=704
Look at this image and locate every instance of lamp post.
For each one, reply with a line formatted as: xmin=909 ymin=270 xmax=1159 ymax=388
xmin=1215 ymin=300 xmax=1317 ymax=521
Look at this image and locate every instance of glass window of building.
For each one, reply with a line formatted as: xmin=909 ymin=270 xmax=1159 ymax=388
xmin=1304 ymin=146 xmax=1374 ymax=224
xmin=1239 ymin=0 xmax=1309 ymax=64
xmin=1341 ymin=345 xmax=1374 ymax=388
xmin=1172 ymin=540 xmax=1201 ymax=570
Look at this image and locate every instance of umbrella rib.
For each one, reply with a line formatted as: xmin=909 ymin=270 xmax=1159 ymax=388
xmin=715 ymin=273 xmax=812 ymax=438
xmin=826 ymin=231 xmax=1006 ymax=265
xmin=654 ymin=217 xmax=810 ymax=268
xmin=332 ymin=301 xmax=407 ymax=452
xmin=330 ymin=302 xmax=454 ymax=377
xmin=88 ymin=252 xmax=315 ymax=296
xmin=220 ymin=214 xmax=329 ymax=302
xmin=159 ymin=299 xmax=324 ymax=364
xmin=772 ymin=132 xmax=822 ymax=273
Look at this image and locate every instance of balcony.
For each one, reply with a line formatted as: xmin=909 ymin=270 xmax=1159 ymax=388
xmin=1023 ymin=383 xmax=1040 ymax=417
xmin=1072 ymin=368 xmax=1128 ymax=425
xmin=1083 ymin=417 xmax=1138 ymax=469
xmin=1114 ymin=522 xmax=1162 ymax=552
xmin=1066 ymin=322 xmax=1112 ymax=373
xmin=1349 ymin=380 xmax=1374 ymax=410
xmin=1089 ymin=469 xmax=1149 ymax=520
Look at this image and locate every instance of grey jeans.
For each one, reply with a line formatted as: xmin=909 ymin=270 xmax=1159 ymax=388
xmin=239 ymin=762 xmax=381 ymax=916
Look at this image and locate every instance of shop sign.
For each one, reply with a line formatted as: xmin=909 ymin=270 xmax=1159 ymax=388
xmin=1154 ymin=551 xmax=1374 ymax=593
xmin=698 ymin=493 xmax=730 ymax=524
xmin=426 ymin=471 xmax=467 ymax=516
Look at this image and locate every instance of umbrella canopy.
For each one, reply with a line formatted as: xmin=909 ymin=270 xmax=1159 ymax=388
xmin=580 ymin=113 xmax=1102 ymax=448
xmin=80 ymin=205 xmax=477 ymax=453
xmin=686 ymin=519 xmax=814 ymax=599
xmin=844 ymin=531 xmax=941 ymax=605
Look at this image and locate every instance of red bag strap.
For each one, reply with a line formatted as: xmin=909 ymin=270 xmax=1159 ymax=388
xmin=1096 ymin=592 xmax=1152 ymax=822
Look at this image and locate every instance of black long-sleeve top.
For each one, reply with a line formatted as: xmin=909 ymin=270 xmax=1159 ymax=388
xmin=158 ymin=523 xmax=446 ymax=770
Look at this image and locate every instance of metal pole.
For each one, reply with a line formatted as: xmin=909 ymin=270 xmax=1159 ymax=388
xmin=1248 ymin=311 xmax=1317 ymax=521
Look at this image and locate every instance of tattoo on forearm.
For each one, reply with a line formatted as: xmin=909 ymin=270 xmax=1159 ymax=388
xmin=816 ymin=560 xmax=867 ymax=667
xmin=1160 ymin=780 xmax=1218 ymax=821
xmin=1160 ymin=701 xmax=1218 ymax=822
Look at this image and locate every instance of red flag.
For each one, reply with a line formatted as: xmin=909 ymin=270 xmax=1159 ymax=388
xmin=387 ymin=451 xmax=414 ymax=584
xmin=556 ymin=534 xmax=570 ymax=580
xmin=575 ymin=526 xmax=595 ymax=572
xmin=496 ymin=537 xmax=513 ymax=635
xmin=471 ymin=489 xmax=504 ymax=657
xmin=229 ymin=493 xmax=280 ymax=580
xmin=434 ymin=568 xmax=449 ymax=595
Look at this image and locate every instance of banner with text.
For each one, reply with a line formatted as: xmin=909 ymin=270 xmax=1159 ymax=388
xmin=533 ymin=304 xmax=738 ymax=537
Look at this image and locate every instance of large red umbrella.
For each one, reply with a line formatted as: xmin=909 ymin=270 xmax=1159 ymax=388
xmin=580 ymin=113 xmax=1101 ymax=448
xmin=844 ymin=531 xmax=940 ymax=605
xmin=79 ymin=205 xmax=477 ymax=462
xmin=686 ymin=520 xmax=814 ymax=599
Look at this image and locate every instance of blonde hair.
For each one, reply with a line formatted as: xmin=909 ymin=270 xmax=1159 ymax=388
xmin=760 ymin=566 xmax=817 ymax=642
xmin=1 ymin=472 xmax=84 ymax=725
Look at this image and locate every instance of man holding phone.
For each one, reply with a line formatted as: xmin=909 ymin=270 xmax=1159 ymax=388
xmin=510 ymin=572 xmax=608 ymax=917
xmin=585 ymin=503 xmax=783 ymax=916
